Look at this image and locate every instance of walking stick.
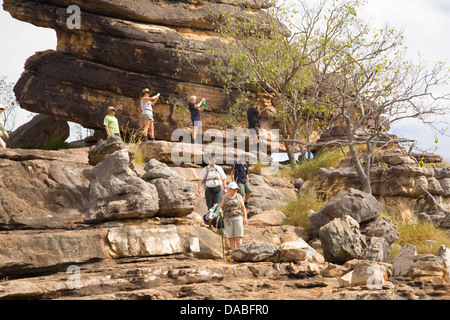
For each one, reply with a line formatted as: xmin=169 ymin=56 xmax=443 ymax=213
xmin=215 ymin=212 xmax=225 ymax=261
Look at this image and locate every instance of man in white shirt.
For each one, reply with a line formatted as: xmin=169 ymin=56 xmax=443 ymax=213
xmin=198 ymin=155 xmax=228 ymax=210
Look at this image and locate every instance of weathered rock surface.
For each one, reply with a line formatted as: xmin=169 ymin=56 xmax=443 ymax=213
xmin=409 ymin=254 xmax=447 ymax=280
xmin=309 ymin=189 xmax=382 ymax=237
xmin=141 ymin=159 xmax=195 ymax=217
xmin=0 ymin=148 xmax=90 ymax=229
xmin=278 ymin=238 xmax=323 ymax=263
xmin=231 ymin=241 xmax=277 ymax=262
xmin=363 ymin=237 xmax=390 ymax=263
xmin=0 ymin=146 xmax=449 ymax=300
xmin=7 ymin=114 xmax=70 ymax=149
xmin=88 ymin=135 xmax=135 ymax=167
xmin=4 ymin=0 xmax=284 ymax=139
xmin=392 ymin=244 xmax=418 ymax=277
xmin=317 ymin=150 xmax=450 ymax=222
xmin=319 ymin=216 xmax=367 ymax=264
xmin=83 ymin=149 xmax=160 ymax=222
xmin=247 ymin=209 xmax=286 ymax=227
xmin=360 ymin=217 xmax=400 ymax=246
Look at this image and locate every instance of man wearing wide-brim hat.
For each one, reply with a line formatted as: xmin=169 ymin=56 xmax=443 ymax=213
xmin=0 ymin=105 xmax=9 ymax=148
xmin=103 ymin=106 xmax=121 ymax=138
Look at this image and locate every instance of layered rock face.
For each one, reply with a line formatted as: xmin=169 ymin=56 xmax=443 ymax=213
xmin=318 ymin=150 xmax=450 ymax=222
xmin=4 ymin=0 xmax=280 ymax=140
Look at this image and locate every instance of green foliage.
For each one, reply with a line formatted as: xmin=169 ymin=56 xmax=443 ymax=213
xmin=42 ymin=137 xmax=71 ymax=150
xmin=278 ymin=148 xmax=345 ymax=181
xmin=392 ymin=219 xmax=450 ymax=256
xmin=279 ymin=190 xmax=324 ymax=233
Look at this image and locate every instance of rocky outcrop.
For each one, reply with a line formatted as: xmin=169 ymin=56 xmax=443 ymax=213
xmin=309 ymin=189 xmax=382 ymax=237
xmin=83 ymin=149 xmax=160 ymax=222
xmin=319 ymin=215 xmax=367 ymax=264
xmin=141 ymin=159 xmax=195 ymax=217
xmin=7 ymin=114 xmax=70 ymax=149
xmin=87 ymin=135 xmax=135 ymax=167
xmin=318 ymin=150 xmax=450 ymax=222
xmin=0 ymin=147 xmax=90 ymax=229
xmin=0 ymin=145 xmax=449 ymax=300
xmin=4 ymin=0 xmax=284 ymax=140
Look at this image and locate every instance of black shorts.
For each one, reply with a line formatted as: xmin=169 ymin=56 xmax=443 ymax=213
xmin=191 ymin=117 xmax=201 ymax=127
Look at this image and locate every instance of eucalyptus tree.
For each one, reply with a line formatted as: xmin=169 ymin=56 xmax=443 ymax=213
xmin=204 ymin=0 xmax=371 ymax=165
xmin=322 ymin=16 xmax=450 ymax=194
xmin=0 ymin=76 xmax=19 ymax=131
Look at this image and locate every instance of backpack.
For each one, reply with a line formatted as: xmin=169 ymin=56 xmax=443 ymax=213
xmin=202 ymin=165 xmax=221 ymax=190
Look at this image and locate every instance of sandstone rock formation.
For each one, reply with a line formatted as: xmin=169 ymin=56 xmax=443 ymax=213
xmin=318 ymin=215 xmax=367 ymax=264
xmin=7 ymin=114 xmax=70 ymax=149
xmin=141 ymin=159 xmax=195 ymax=216
xmin=309 ymin=188 xmax=383 ymax=237
xmin=0 ymin=144 xmax=449 ymax=300
xmin=318 ymin=150 xmax=450 ymax=222
xmin=83 ymin=149 xmax=160 ymax=222
xmin=4 ymin=0 xmax=283 ymax=140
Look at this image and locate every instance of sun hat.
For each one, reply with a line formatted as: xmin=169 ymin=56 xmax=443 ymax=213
xmin=108 ymin=106 xmax=116 ymax=111
xmin=0 ymin=105 xmax=6 ymax=110
xmin=228 ymin=181 xmax=239 ymax=189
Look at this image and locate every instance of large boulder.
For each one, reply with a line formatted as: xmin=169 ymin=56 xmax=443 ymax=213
xmin=8 ymin=114 xmax=70 ymax=149
xmin=392 ymin=244 xmax=417 ymax=277
xmin=231 ymin=241 xmax=277 ymax=262
xmin=309 ymin=189 xmax=382 ymax=237
xmin=141 ymin=159 xmax=195 ymax=217
xmin=363 ymin=237 xmax=390 ymax=263
xmin=359 ymin=217 xmax=399 ymax=246
xmin=319 ymin=215 xmax=367 ymax=264
xmin=83 ymin=149 xmax=159 ymax=222
xmin=248 ymin=209 xmax=286 ymax=227
xmin=277 ymin=238 xmax=324 ymax=263
xmin=4 ymin=0 xmax=286 ymax=138
xmin=88 ymin=135 xmax=135 ymax=167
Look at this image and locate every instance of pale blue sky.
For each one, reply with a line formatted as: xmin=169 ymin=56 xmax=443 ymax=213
xmin=0 ymin=0 xmax=449 ymax=160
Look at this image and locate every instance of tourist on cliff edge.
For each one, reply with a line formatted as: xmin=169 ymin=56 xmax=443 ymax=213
xmin=140 ymin=88 xmax=160 ymax=142
xmin=103 ymin=106 xmax=121 ymax=138
xmin=188 ymin=95 xmax=206 ymax=144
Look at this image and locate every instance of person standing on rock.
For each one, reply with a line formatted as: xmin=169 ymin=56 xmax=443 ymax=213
xmin=0 ymin=105 xmax=9 ymax=148
xmin=247 ymin=104 xmax=261 ymax=152
xmin=219 ymin=181 xmax=247 ymax=252
xmin=198 ymin=155 xmax=227 ymax=210
xmin=140 ymin=88 xmax=160 ymax=142
xmin=104 ymin=106 xmax=121 ymax=138
xmin=231 ymin=153 xmax=252 ymax=208
xmin=188 ymin=95 xmax=205 ymax=144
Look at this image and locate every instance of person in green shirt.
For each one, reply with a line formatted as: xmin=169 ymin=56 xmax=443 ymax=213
xmin=0 ymin=105 xmax=9 ymax=148
xmin=103 ymin=106 xmax=120 ymax=138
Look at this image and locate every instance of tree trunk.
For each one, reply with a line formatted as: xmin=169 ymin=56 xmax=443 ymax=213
xmin=349 ymin=141 xmax=372 ymax=194
xmin=286 ymin=142 xmax=297 ymax=166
